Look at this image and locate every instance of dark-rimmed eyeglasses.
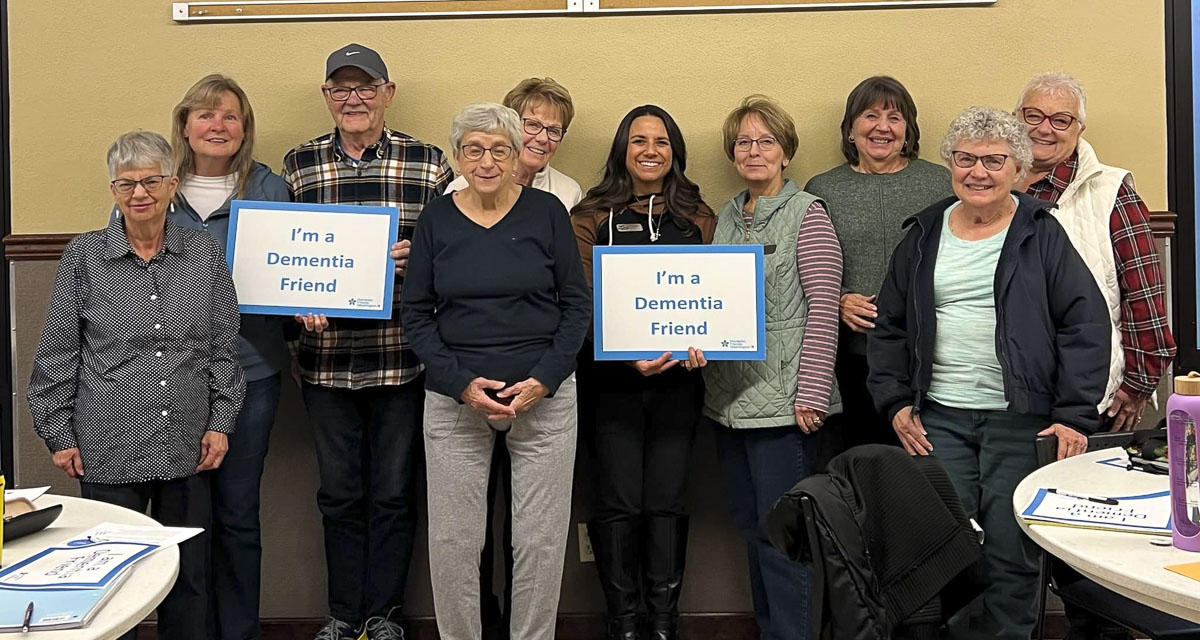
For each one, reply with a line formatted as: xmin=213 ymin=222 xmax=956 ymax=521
xmin=522 ymin=119 xmax=565 ymax=142
xmin=460 ymin=144 xmax=515 ymax=162
xmin=1020 ymin=107 xmax=1078 ymax=131
xmin=733 ymin=136 xmax=778 ymax=153
xmin=951 ymin=151 xmax=1009 ymax=171
xmin=325 ymin=83 xmax=386 ymax=102
xmin=110 ymin=175 xmax=170 ymax=195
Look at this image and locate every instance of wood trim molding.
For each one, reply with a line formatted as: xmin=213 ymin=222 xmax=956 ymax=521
xmin=4 ymin=233 xmax=76 ymax=260
xmin=1 ymin=210 xmax=1177 ymax=261
xmin=1150 ymin=210 xmax=1177 ymax=238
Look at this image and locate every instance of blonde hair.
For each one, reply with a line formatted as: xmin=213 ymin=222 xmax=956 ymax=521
xmin=171 ymin=74 xmax=257 ymax=199
xmin=502 ymin=78 xmax=576 ymax=130
xmin=721 ymin=95 xmax=799 ymax=162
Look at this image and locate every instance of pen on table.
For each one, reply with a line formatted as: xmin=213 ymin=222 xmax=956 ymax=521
xmin=1048 ymin=488 xmax=1119 ymax=505
xmin=21 ymin=601 xmax=33 ymax=632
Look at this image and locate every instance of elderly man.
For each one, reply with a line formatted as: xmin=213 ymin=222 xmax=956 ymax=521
xmin=1015 ymin=72 xmax=1176 ymax=640
xmin=283 ymin=43 xmax=453 ymax=640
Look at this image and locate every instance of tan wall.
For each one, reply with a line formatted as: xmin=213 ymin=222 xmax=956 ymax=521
xmin=8 ymin=0 xmax=1166 ymax=234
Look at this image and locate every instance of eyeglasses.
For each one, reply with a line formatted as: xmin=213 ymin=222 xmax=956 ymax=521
xmin=111 ymin=175 xmax=170 ymax=195
xmin=1020 ymin=107 xmax=1078 ymax=131
xmin=325 ymin=83 xmax=386 ymax=102
xmin=460 ymin=144 xmax=515 ymax=162
xmin=951 ymin=151 xmax=1010 ymax=171
xmin=733 ymin=136 xmax=778 ymax=152
xmin=522 ymin=119 xmax=565 ymax=142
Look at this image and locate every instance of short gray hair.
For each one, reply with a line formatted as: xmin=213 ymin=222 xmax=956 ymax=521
xmin=106 ymin=131 xmax=174 ymax=180
xmin=941 ymin=106 xmax=1034 ymax=179
xmin=449 ymin=103 xmax=523 ymax=154
xmin=1016 ymin=71 xmax=1087 ymax=124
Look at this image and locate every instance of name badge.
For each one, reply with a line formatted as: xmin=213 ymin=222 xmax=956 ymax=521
xmin=616 ymin=223 xmax=645 ymax=233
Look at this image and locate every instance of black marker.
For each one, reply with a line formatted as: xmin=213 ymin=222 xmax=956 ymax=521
xmin=1048 ymin=488 xmax=1119 ymax=505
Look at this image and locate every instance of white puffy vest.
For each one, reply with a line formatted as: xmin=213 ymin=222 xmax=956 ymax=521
xmin=1048 ymin=138 xmax=1131 ymax=413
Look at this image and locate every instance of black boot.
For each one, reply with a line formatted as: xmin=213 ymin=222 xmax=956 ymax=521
xmin=644 ymin=514 xmax=689 ymax=640
xmin=588 ymin=518 xmax=640 ymax=640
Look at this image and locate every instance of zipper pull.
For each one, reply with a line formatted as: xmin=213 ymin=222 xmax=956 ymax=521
xmin=744 ymin=228 xmax=751 ymax=242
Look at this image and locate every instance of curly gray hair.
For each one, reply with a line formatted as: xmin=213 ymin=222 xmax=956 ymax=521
xmin=940 ymin=106 xmax=1034 ymax=179
xmin=106 ymin=130 xmax=174 ymax=180
xmin=1016 ymin=71 xmax=1087 ymax=124
xmin=449 ymin=103 xmax=523 ymax=156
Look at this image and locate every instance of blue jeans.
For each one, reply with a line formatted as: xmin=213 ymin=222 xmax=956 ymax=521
xmin=919 ymin=401 xmax=1046 ymax=640
xmin=302 ymin=378 xmax=424 ymax=626
xmin=209 ymin=374 xmax=281 ymax=640
xmin=713 ymin=419 xmax=813 ymax=640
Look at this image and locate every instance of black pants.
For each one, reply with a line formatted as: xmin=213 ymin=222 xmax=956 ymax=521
xmin=80 ymin=474 xmax=211 ymax=640
xmin=593 ymin=376 xmax=701 ymax=522
xmin=479 ymin=433 xmax=514 ymax=637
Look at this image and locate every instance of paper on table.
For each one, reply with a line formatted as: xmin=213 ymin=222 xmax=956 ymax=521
xmin=0 ymin=541 xmax=155 ymax=590
xmin=1166 ymin=561 xmax=1200 ymax=582
xmin=75 ymin=522 xmax=203 ymax=548
xmin=1020 ymin=488 xmax=1172 ymax=535
xmin=3 ymin=486 xmax=49 ymax=502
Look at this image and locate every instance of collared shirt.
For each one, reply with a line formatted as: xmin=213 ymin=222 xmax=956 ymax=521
xmin=1026 ymin=152 xmax=1176 ymax=397
xmin=283 ymin=127 xmax=454 ymax=389
xmin=28 ymin=215 xmax=246 ymax=484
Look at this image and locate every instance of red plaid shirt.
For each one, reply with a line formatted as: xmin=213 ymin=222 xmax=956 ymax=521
xmin=1026 ymin=152 xmax=1176 ymax=397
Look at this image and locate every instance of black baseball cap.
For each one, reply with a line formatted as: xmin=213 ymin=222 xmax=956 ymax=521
xmin=325 ymin=43 xmax=389 ymax=82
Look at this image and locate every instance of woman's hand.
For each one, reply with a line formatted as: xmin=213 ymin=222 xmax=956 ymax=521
xmin=682 ymin=347 xmax=707 ymax=372
xmin=1037 ymin=423 xmax=1088 ymax=460
xmin=893 ymin=406 xmax=933 ymax=456
xmin=499 ymin=377 xmax=549 ymax=414
xmin=461 ymin=377 xmax=518 ymax=420
xmin=196 ymin=431 xmax=229 ymax=472
xmin=391 ymin=239 xmax=411 ymax=275
xmin=632 ymin=352 xmax=679 ymax=376
xmin=795 ymin=406 xmax=825 ymax=434
xmin=1106 ymin=388 xmax=1149 ymax=432
xmin=840 ymin=293 xmax=877 ymax=333
xmin=294 ymin=312 xmax=329 ymax=333
xmin=52 ymin=447 xmax=84 ymax=478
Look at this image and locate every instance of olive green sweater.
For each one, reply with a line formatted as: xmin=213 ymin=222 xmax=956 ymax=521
xmin=805 ymin=159 xmax=952 ymax=354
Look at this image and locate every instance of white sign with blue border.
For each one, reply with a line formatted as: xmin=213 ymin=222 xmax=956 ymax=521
xmin=227 ymin=201 xmax=398 ymax=319
xmin=593 ymin=245 xmax=766 ymax=361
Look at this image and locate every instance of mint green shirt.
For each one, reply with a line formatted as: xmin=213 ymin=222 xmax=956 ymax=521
xmin=927 ymin=199 xmax=1013 ymax=410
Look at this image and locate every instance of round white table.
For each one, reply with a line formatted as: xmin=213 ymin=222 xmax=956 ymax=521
xmin=1013 ymin=448 xmax=1200 ymax=623
xmin=3 ymin=494 xmax=180 ymax=639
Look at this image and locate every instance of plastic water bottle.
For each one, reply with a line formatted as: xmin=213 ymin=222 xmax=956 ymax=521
xmin=1167 ymin=371 xmax=1200 ymax=551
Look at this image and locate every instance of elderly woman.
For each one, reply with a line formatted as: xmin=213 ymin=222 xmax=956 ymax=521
xmin=868 ymin=107 xmax=1109 ymax=638
xmin=400 ymin=103 xmax=590 ymax=640
xmin=167 ymin=73 xmax=290 ymax=640
xmin=28 ymin=131 xmax=245 ymax=640
xmin=805 ymin=76 xmax=951 ymax=451
xmin=443 ymin=77 xmax=582 ymax=638
xmin=702 ymin=95 xmax=843 ymax=640
xmin=571 ymin=104 xmax=714 ymax=640
xmin=1014 ymin=72 xmax=1175 ymax=433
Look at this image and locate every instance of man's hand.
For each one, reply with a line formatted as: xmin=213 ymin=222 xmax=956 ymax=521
xmin=1106 ymin=388 xmax=1150 ymax=432
xmin=1037 ymin=423 xmax=1088 ymax=460
xmin=499 ymin=378 xmax=550 ymax=414
xmin=632 ymin=352 xmax=679 ymax=376
xmin=461 ymin=377 xmax=518 ymax=420
xmin=391 ymin=240 xmax=411 ymax=275
xmin=893 ymin=406 xmax=933 ymax=456
xmin=196 ymin=431 xmax=229 ymax=472
xmin=52 ymin=447 xmax=84 ymax=478
xmin=840 ymin=293 xmax=877 ymax=333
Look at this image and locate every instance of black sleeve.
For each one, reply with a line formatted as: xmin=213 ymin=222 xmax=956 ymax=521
xmin=867 ymin=225 xmax=919 ymax=422
xmin=399 ymin=200 xmax=477 ymax=398
xmin=1042 ymin=218 xmax=1110 ymax=434
xmin=528 ymin=199 xmax=593 ymax=393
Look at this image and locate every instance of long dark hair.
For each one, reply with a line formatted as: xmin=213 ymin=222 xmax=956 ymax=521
xmin=571 ymin=105 xmax=712 ymax=230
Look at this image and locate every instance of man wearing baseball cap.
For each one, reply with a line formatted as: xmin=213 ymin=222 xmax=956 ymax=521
xmin=282 ymin=43 xmax=453 ymax=640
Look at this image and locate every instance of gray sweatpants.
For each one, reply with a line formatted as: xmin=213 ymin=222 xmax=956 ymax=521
xmin=424 ymin=377 xmax=578 ymax=640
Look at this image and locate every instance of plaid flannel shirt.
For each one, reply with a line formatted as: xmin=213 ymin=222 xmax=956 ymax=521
xmin=283 ymin=127 xmax=453 ymax=389
xmin=1026 ymin=152 xmax=1176 ymax=397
